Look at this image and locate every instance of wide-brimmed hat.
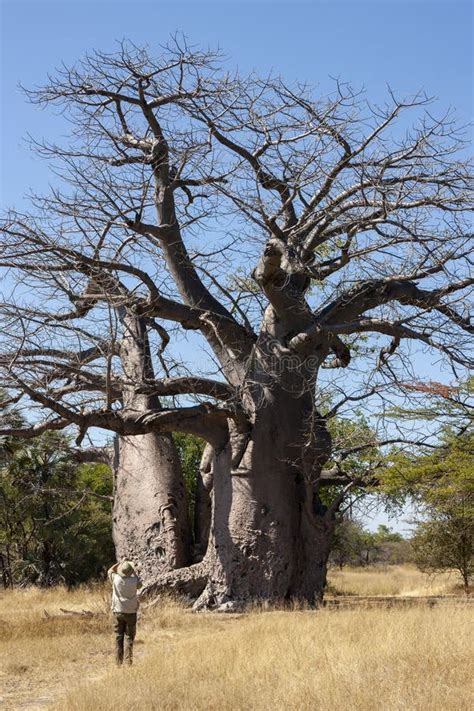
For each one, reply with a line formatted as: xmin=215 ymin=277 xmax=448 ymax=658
xmin=117 ymin=560 xmax=135 ymax=577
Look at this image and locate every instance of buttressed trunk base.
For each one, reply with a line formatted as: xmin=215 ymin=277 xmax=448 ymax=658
xmin=190 ymin=386 xmax=336 ymax=609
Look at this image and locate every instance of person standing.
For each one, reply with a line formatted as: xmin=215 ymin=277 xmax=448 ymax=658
xmin=107 ymin=560 xmax=142 ymax=666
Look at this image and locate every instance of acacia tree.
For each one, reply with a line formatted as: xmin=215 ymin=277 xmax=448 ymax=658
xmin=385 ymin=385 xmax=473 ymax=593
xmin=0 ymin=41 xmax=472 ymax=607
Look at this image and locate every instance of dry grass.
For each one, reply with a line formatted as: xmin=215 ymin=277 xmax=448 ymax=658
xmin=56 ymin=605 xmax=473 ymax=711
xmin=0 ymin=584 xmax=111 ymax=709
xmin=0 ymin=567 xmax=471 ymax=711
xmin=327 ymin=564 xmax=458 ymax=597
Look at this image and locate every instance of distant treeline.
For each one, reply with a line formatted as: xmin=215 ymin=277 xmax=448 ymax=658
xmin=329 ymin=520 xmax=412 ymax=569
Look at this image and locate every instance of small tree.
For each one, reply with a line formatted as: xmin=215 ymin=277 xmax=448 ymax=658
xmin=409 ymin=432 xmax=473 ymax=593
xmin=387 ymin=427 xmax=474 ymax=593
xmin=411 ymin=508 xmax=472 ymax=594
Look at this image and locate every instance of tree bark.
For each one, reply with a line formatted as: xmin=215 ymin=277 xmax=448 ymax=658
xmin=191 ymin=336 xmax=336 ymax=608
xmin=112 ymin=313 xmax=192 ymax=585
xmin=113 ymin=432 xmax=191 ymax=584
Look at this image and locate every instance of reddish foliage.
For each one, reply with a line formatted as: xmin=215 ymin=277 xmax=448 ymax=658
xmin=399 ymin=380 xmax=458 ymax=398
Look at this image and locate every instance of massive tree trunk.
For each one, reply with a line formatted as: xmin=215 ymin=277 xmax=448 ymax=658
xmin=113 ymin=432 xmax=191 ymax=584
xmin=139 ymin=294 xmax=340 ymax=607
xmin=113 ymin=313 xmax=191 ymax=585
xmin=143 ymin=382 xmax=336 ymax=607
xmin=181 ymin=318 xmax=337 ymax=608
xmin=193 ymin=398 xmax=336 ymax=608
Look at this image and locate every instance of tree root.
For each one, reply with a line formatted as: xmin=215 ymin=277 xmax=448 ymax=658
xmin=140 ymin=561 xmax=208 ymax=606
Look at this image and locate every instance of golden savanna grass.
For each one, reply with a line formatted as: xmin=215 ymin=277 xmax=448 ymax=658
xmin=0 ymin=566 xmax=471 ymax=711
xmin=327 ymin=563 xmax=458 ymax=597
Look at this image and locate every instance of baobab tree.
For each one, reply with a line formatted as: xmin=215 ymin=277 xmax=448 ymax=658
xmin=0 ymin=40 xmax=472 ymax=607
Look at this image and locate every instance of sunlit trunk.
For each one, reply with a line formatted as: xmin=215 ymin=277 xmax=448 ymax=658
xmin=194 ymin=357 xmax=335 ymax=608
xmin=112 ymin=313 xmax=191 ymax=584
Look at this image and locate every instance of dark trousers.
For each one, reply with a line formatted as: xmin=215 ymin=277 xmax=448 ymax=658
xmin=113 ymin=612 xmax=137 ymax=665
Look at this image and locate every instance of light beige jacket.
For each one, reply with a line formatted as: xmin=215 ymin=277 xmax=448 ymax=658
xmin=109 ymin=572 xmax=142 ymax=613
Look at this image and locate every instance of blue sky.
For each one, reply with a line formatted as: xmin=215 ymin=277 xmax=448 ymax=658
xmin=0 ymin=0 xmax=472 ymax=531
xmin=1 ymin=0 xmax=472 ymax=206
